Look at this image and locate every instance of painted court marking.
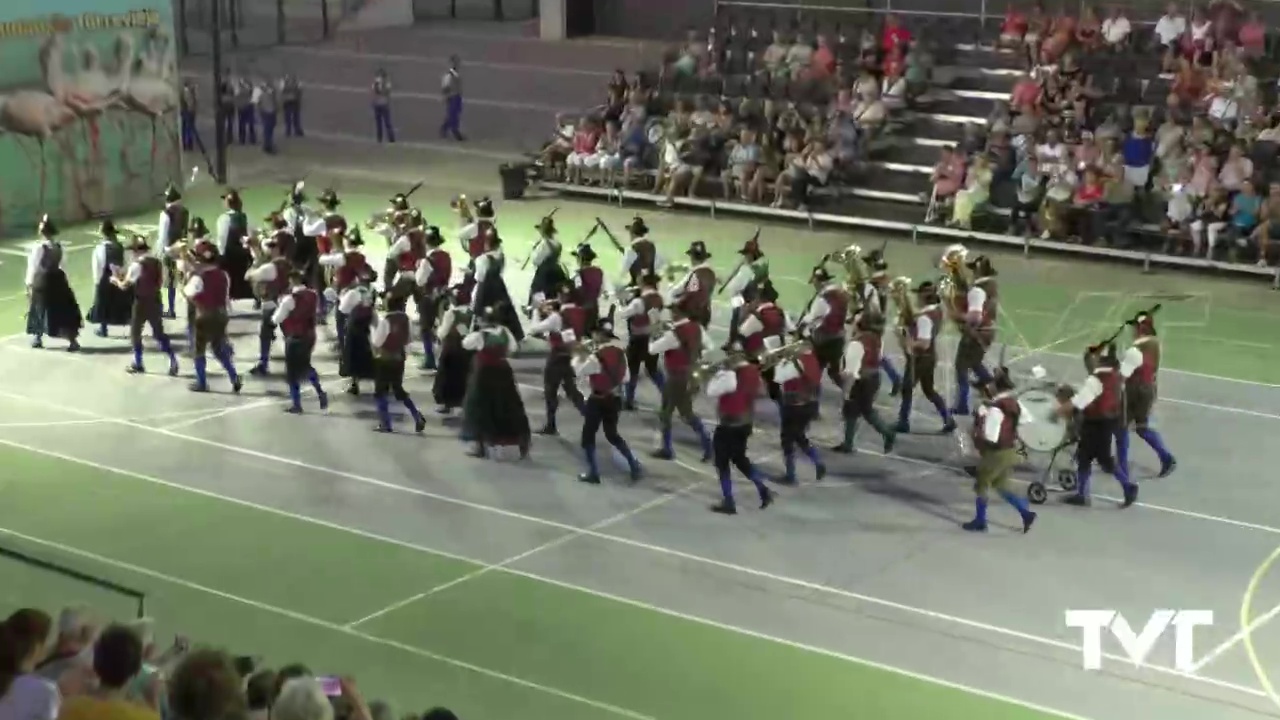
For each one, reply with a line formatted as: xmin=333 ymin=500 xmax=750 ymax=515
xmin=0 ymin=388 xmax=1269 ymax=701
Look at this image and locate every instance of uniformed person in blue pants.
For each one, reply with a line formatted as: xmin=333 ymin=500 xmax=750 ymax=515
xmin=373 ymin=69 xmax=395 ymax=143
xmin=440 ymin=56 xmax=464 ymax=141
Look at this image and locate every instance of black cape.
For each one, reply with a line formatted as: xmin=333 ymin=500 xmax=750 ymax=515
xmin=340 ymin=309 xmax=376 ymax=380
xmin=221 ymin=211 xmax=255 ymax=300
xmin=472 ymin=254 xmax=523 ymax=342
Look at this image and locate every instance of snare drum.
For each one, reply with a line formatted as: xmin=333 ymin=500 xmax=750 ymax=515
xmin=1016 ymin=388 xmax=1069 ymax=453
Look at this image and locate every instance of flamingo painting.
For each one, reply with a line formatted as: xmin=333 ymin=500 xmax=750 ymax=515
xmin=0 ymin=56 xmax=78 ymax=213
xmin=119 ymin=29 xmax=179 ymax=181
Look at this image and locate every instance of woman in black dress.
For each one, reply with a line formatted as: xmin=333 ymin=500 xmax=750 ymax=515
xmin=338 ymin=268 xmax=378 ymax=395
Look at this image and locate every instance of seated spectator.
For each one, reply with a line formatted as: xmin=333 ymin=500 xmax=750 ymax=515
xmin=1154 ymin=138 xmax=1191 ymax=196
xmin=786 ymin=33 xmax=813 ymax=80
xmin=882 ymin=65 xmax=908 ymax=112
xmin=725 ymin=128 xmax=760 ymax=201
xmin=1010 ymin=73 xmax=1042 ymax=117
xmin=245 ymin=669 xmax=276 ymax=720
xmin=1070 ymin=167 xmax=1106 ymax=241
xmin=902 ymin=44 xmax=933 ymax=98
xmin=659 ymin=125 xmax=715 ymax=206
xmin=167 ymin=649 xmax=248 ymax=720
xmin=1096 ymin=156 xmax=1135 ymax=245
xmin=1155 ymin=3 xmax=1188 ymax=53
xmin=673 ymin=28 xmax=707 ymax=77
xmin=1035 ymin=129 xmax=1069 ymax=176
xmin=1010 ymin=155 xmax=1044 ymax=235
xmin=950 ymin=154 xmax=992 ymax=229
xmin=566 ymin=116 xmax=600 ymax=184
xmin=811 ymin=35 xmax=836 ymax=80
xmin=748 ymin=132 xmax=783 ymax=205
xmin=619 ymin=113 xmax=650 ymax=188
xmin=594 ymin=121 xmax=624 ymax=186
xmin=1217 ymin=142 xmax=1253 ymax=193
xmin=1168 ymin=58 xmax=1206 ymax=111
xmin=828 ymin=89 xmax=853 ymax=119
xmin=1024 ymin=3 xmax=1048 ymax=55
xmin=1190 ymin=186 xmax=1231 ymax=255
xmin=1101 ymin=7 xmax=1131 ymax=49
xmin=788 ymin=139 xmax=834 ymax=210
xmin=1076 ymin=6 xmax=1103 ymax=50
xmin=1155 ymin=117 xmax=1186 ymax=160
xmin=0 ymin=609 xmax=58 ymax=720
xmin=1206 ymin=82 xmax=1241 ymax=129
xmin=852 ymin=88 xmax=888 ymax=133
xmin=929 ymin=146 xmax=966 ymax=217
xmin=272 ymin=678 xmax=334 ymax=720
xmin=1188 ymin=147 xmax=1220 ymax=198
xmin=1041 ymin=164 xmax=1079 ymax=238
xmin=852 ymin=70 xmax=878 ymax=100
xmin=762 ymin=31 xmax=788 ymax=80
xmin=123 ymin=619 xmax=188 ymax=717
xmin=1121 ymin=120 xmax=1155 ymax=193
xmin=1250 ymin=183 xmax=1280 ymax=265
xmin=1221 ymin=179 xmax=1261 ymax=260
xmin=1238 ymin=12 xmax=1266 ymax=58
xmin=881 ymin=15 xmax=912 ymax=54
xmin=1162 ymin=178 xmax=1196 ymax=241
xmin=1187 ymin=10 xmax=1215 ymax=64
xmin=59 ymin=623 xmax=158 ymax=720
xmin=1258 ymin=118 xmax=1280 ymax=143
xmin=999 ymin=2 xmax=1029 ymax=48
xmin=1188 ymin=114 xmax=1216 ymax=149
xmin=35 ymin=607 xmax=97 ymax=684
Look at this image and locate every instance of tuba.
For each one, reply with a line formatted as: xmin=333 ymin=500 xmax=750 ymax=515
xmin=823 ymin=244 xmax=869 ymax=293
xmin=451 ymin=194 xmax=474 ymax=224
xmin=937 ymin=244 xmax=970 ymax=316
xmin=888 ymin=276 xmax=917 ymax=351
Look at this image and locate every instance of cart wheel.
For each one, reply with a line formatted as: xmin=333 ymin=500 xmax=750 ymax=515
xmin=1056 ymin=469 xmax=1078 ymax=492
xmin=1027 ymin=482 xmax=1048 ymax=505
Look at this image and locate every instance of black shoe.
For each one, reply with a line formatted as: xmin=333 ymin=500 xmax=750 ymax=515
xmin=940 ymin=420 xmax=957 ymax=434
xmin=345 ymin=383 xmax=359 ymax=396
xmin=249 ymin=363 xmax=269 ymax=377
xmin=188 ymin=382 xmax=209 ymax=393
xmin=882 ymin=432 xmax=896 ymax=454
xmin=168 ymin=358 xmax=179 ymax=377
xmin=413 ymin=414 xmax=427 ymax=434
xmin=373 ymin=423 xmax=393 ymax=433
xmin=1021 ymin=511 xmax=1037 ymax=533
xmin=961 ymin=518 xmax=988 ymax=532
xmin=651 ymin=447 xmax=674 ymax=460
xmin=231 ymin=377 xmax=243 ymax=394
xmin=317 ymin=391 xmax=329 ymax=411
xmin=894 ymin=421 xmax=911 ymax=434
xmin=773 ymin=475 xmax=798 ymax=486
xmin=284 ymin=405 xmax=302 ymax=415
xmin=578 ymin=473 xmax=601 ymax=485
xmin=537 ymin=423 xmax=558 ymax=436
xmin=1158 ymin=457 xmax=1177 ymax=478
xmin=1121 ymin=483 xmax=1139 ymax=508
xmin=829 ymin=442 xmax=853 ymax=454
xmin=126 ymin=364 xmax=145 ymax=374
xmin=759 ymin=487 xmax=774 ymax=510
xmin=889 ymin=380 xmax=902 ymax=397
xmin=67 ymin=340 xmax=80 ymax=352
xmin=94 ymin=327 xmax=108 ymax=338
xmin=466 ymin=445 xmax=486 ymax=458
xmin=710 ymin=499 xmax=737 ymax=515
xmin=1063 ymin=494 xmax=1091 ymax=507
xmin=436 ymin=405 xmax=453 ymax=415
xmin=815 ymin=463 xmax=827 ymax=481
xmin=623 ymin=399 xmax=637 ymax=411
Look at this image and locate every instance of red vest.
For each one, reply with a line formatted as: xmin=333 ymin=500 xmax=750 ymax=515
xmin=973 ymin=393 xmax=1020 ymax=450
xmin=626 ymin=292 xmax=663 ymax=336
xmin=587 ymin=345 xmax=627 ymax=395
xmin=469 ymin=221 xmax=494 ymax=259
xmin=548 ymin=305 xmax=588 ymax=353
xmin=678 ymin=266 xmax=715 ymax=314
xmin=1131 ymin=337 xmax=1159 ymax=386
xmin=423 ymin=249 xmax=452 ymax=290
xmin=781 ymin=351 xmax=821 ymax=404
xmin=475 ymin=338 xmax=508 ymax=367
xmin=280 ymin=288 xmax=319 ymax=340
xmin=379 ymin=311 xmax=410 ymax=357
xmin=909 ymin=306 xmax=943 ymax=354
xmin=272 ymin=231 xmax=295 ymax=259
xmin=660 ymin=320 xmax=702 ymax=375
xmin=193 ymin=266 xmax=229 ymax=312
xmin=134 ymin=257 xmax=162 ymax=298
xmin=319 ymin=214 xmax=347 ymax=255
xmin=717 ymin=363 xmax=762 ymax=424
xmin=741 ymin=303 xmax=785 ymax=354
xmin=817 ymin=287 xmax=849 ymax=336
xmin=265 ymin=258 xmax=291 ymax=299
xmin=397 ymin=232 xmax=426 ymax=272
xmin=1083 ymin=367 xmax=1123 ymax=419
xmin=628 ymin=238 xmax=656 ymax=281
xmin=577 ymin=266 xmax=604 ymax=305
xmin=333 ymin=252 xmax=368 ymax=291
xmin=857 ymin=332 xmax=882 ymax=374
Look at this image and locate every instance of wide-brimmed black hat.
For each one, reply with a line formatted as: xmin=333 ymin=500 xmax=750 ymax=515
xmin=221 ymin=188 xmax=243 ymax=210
xmin=574 ymin=243 xmax=596 ymax=262
xmin=37 ymin=214 xmax=57 ymax=237
xmin=288 ymin=180 xmax=306 ymax=204
xmin=318 ymin=188 xmax=340 ymax=208
xmin=594 ymin=306 xmax=618 ymax=339
xmin=189 ymin=217 xmax=210 ymax=238
xmin=739 ymin=237 xmax=761 ymax=256
xmin=475 ymin=197 xmax=495 ymax=219
xmin=627 ymin=216 xmax=648 ymax=236
xmin=686 ymin=240 xmax=711 ymax=261
xmin=536 ymin=215 xmax=557 ymax=235
xmin=424 ymin=226 xmax=444 ymax=247
xmin=390 ymin=193 xmax=409 ymax=211
xmin=99 ymin=218 xmax=118 ymax=237
xmin=128 ymin=235 xmax=149 ymax=252
xmin=965 ymin=253 xmax=995 ymax=276
xmin=347 ymin=227 xmax=365 ymax=247
xmin=870 ymin=259 xmax=889 ymax=277
xmin=810 ymin=266 xmax=832 ymax=284
xmin=162 ymin=183 xmax=181 ymax=203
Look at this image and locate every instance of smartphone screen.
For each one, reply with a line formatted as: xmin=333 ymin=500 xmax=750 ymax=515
xmin=317 ymin=676 xmax=342 ymax=697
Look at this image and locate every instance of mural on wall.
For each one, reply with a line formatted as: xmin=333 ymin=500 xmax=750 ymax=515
xmin=0 ymin=1 xmax=180 ymax=238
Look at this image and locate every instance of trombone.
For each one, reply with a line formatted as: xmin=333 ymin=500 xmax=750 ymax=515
xmin=756 ymin=338 xmax=809 ymax=371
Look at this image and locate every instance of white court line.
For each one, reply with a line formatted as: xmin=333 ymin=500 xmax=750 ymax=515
xmin=0 ymin=386 xmax=1267 ymax=700
xmin=274 ymin=46 xmax=616 ymax=78
xmin=0 ymin=525 xmax=653 ymax=720
xmin=0 ymin=438 xmax=1095 ymax=717
xmin=1189 ymin=599 xmax=1280 ymax=674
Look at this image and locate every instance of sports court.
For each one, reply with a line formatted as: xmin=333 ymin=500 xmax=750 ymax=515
xmin=1 ymin=170 xmax=1280 ymax=720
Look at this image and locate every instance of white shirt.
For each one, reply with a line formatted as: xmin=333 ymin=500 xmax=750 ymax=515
xmin=338 ymin=285 xmax=372 ymax=315
xmin=1209 ymin=95 xmax=1240 ymax=122
xmin=1191 ymin=19 xmax=1212 ymax=41
xmin=461 ymin=327 xmax=513 ymax=352
xmin=913 ymin=314 xmax=934 ymax=347
xmin=979 ymin=405 xmax=1007 ymax=443
xmin=474 ymin=250 xmax=503 ymax=282
xmin=805 ymin=152 xmax=834 ymax=185
xmin=121 ymin=258 xmax=145 ymax=285
xmin=0 ymin=673 xmax=59 ymax=720
xmin=270 ymin=285 xmax=308 ymax=325
xmin=773 ymin=359 xmax=803 ymax=385
xmin=738 ymin=303 xmax=792 ymax=337
xmin=1120 ymin=346 xmax=1144 ymax=379
xmin=722 ymin=263 xmax=755 ymax=299
xmin=91 ymin=240 xmax=116 ymax=282
xmin=704 ymin=368 xmax=738 ymax=398
xmin=801 ymin=282 xmax=842 ymax=326
xmin=841 ymin=341 xmax=865 ymax=382
xmin=245 ymin=261 xmax=278 ymax=284
xmin=437 ymin=307 xmax=468 ymax=341
xmin=388 ymin=234 xmax=415 ymax=259
xmin=532 ymin=236 xmax=559 ymax=268
xmin=966 ymin=286 xmax=987 ymax=322
xmin=1155 ymin=14 xmax=1186 ymax=45
xmin=156 ymin=207 xmax=173 ymax=250
xmin=282 ymin=205 xmax=323 ymax=236
xmin=527 ymin=310 xmax=568 ymax=340
xmin=24 ymin=241 xmax=58 ymax=286
xmin=214 ymin=212 xmax=233 ymax=254
xmin=620 ymin=237 xmax=662 ymax=277
xmin=414 ymin=248 xmax=448 ymax=287
xmin=371 ymin=313 xmax=396 ymax=348
xmin=457 ymin=220 xmax=491 ymax=250
xmin=1101 ymin=17 xmax=1131 ymax=44
xmin=318 ymin=250 xmax=360 ymax=268
xmin=570 ymin=343 xmax=630 ymax=386
xmin=1070 ymin=374 xmax=1105 ymax=410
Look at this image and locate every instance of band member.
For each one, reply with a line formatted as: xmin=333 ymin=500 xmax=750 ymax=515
xmin=337 ymin=267 xmax=377 ymax=395
xmin=527 ymin=215 xmax=567 ymax=309
xmin=895 ymin=281 xmax=955 ymax=433
xmin=471 ymin=229 xmax=524 ymax=342
xmin=312 ymin=188 xmax=348 ymax=322
xmin=1057 ymin=344 xmax=1139 ymax=508
xmin=370 ymin=283 xmax=427 ymax=434
xmin=570 ymin=312 xmax=642 ymax=484
xmin=737 ymin=281 xmax=787 ymax=400
xmin=965 ymin=367 xmax=1036 ymax=533
xmin=319 ymin=227 xmax=370 ymax=351
xmin=665 ymin=241 xmax=715 ymax=328
xmin=263 ymin=213 xmax=296 ymax=259
xmin=721 ymin=237 xmax=768 ymax=344
xmin=459 ymin=196 xmax=496 ymax=260
xmin=157 ymin=183 xmax=190 ymax=318
xmin=215 ymin=189 xmax=255 ymax=304
xmin=183 ymin=218 xmax=214 ymax=348
xmin=648 ymin=304 xmax=713 ymax=461
xmin=245 ymin=235 xmax=294 ymax=375
xmin=385 ymin=210 xmax=426 ymax=291
xmin=369 ymin=192 xmax=411 ymax=244
xmin=769 ymin=335 xmax=826 ymax=484
xmin=183 ymin=242 xmax=242 ymax=394
xmin=620 ymin=215 xmax=658 ymax=284
xmin=799 ymin=266 xmax=848 ymax=393
xmin=1118 ymin=311 xmax=1177 ymax=478
xmin=25 ymin=216 xmax=82 ymax=351
xmin=87 ymin=219 xmax=132 ymax=337
xmin=832 ymin=312 xmax=897 ymax=454
xmin=573 ymin=243 xmax=610 ymax=332
xmin=461 ymin=304 xmax=531 ymax=459
xmin=113 ymin=236 xmax=179 ymax=376
xmin=413 ymin=226 xmax=451 ymax=370
xmin=862 ymin=256 xmax=903 ymax=396
xmin=527 ymin=285 xmax=587 ymax=435
xmin=618 ymin=273 xmax=666 ymax=410
xmin=433 ymin=285 xmax=476 ymax=414
xmin=272 ymin=269 xmax=330 ymax=414
xmin=703 ymin=345 xmax=774 ymax=514
xmin=282 ymin=182 xmax=322 ymax=291
xmin=950 ymin=254 xmax=997 ymax=415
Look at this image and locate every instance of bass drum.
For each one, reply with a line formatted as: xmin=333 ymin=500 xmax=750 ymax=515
xmin=1016 ymin=389 xmax=1070 ymax=453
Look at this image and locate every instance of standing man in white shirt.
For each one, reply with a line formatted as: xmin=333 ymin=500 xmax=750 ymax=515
xmin=440 ymin=55 xmax=465 ymax=141
xmin=1154 ymin=3 xmax=1187 ymax=50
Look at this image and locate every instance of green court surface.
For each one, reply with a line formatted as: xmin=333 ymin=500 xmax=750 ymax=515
xmin=2 ymin=183 xmax=1278 ymax=719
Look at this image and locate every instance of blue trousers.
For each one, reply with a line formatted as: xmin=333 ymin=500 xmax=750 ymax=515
xmin=441 ymin=95 xmax=463 ymax=139
xmin=180 ymin=111 xmax=196 ymax=150
xmin=236 ymin=106 xmax=256 ymax=144
xmin=283 ymin=100 xmax=303 ymax=137
xmin=374 ymin=105 xmax=395 ymax=142
xmin=260 ymin=111 xmax=277 ymax=154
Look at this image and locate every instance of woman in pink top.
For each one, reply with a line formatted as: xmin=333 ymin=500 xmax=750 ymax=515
xmin=1000 ymin=4 xmax=1028 ymax=46
xmin=1010 ymin=74 xmax=1042 ymax=116
xmin=1238 ymin=12 xmax=1266 ymax=57
xmin=1189 ymin=149 xmax=1219 ymax=198
xmin=929 ymin=147 xmax=967 ymax=221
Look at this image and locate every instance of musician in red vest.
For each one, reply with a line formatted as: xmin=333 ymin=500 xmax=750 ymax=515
xmin=312 ymin=188 xmax=348 ymax=324
xmin=768 ymin=334 xmax=826 ymax=485
xmin=112 ymin=236 xmax=178 ymax=377
xmin=833 ymin=312 xmax=897 ymax=454
xmin=336 ymin=265 xmax=377 ymax=396
xmin=270 ymin=269 xmax=330 ymax=414
xmin=458 ymin=197 xmax=496 ymax=260
xmin=895 ymin=280 xmax=955 ymax=434
xmin=1057 ymin=343 xmax=1139 ymax=508
xmin=618 ymin=273 xmax=666 ymax=410
xmin=965 ymin=367 xmax=1035 ymax=533
xmin=737 ymin=281 xmax=788 ymax=401
xmin=1116 ymin=310 xmax=1176 ymax=479
xmin=181 ymin=242 xmax=242 ymax=394
xmin=950 ymin=254 xmax=998 ymax=415
xmin=371 ymin=282 xmax=427 ymax=434
xmin=572 ymin=243 xmax=610 ymax=332
xmin=571 ymin=311 xmax=642 ymax=485
xmin=319 ymin=227 xmax=369 ymax=351
xmin=702 ymin=344 xmax=774 ymax=514
xmin=665 ymin=241 xmax=715 ymax=328
xmin=528 ymin=283 xmax=588 ymax=435
xmin=245 ymin=234 xmax=294 ymax=376
xmin=647 ymin=304 xmax=712 ymax=462
xmin=413 ymin=226 xmax=451 ymax=370
xmin=799 ymin=266 xmax=850 ymax=396
xmin=620 ymin=215 xmax=658 ymax=285
xmin=461 ymin=305 xmax=531 ymax=459
xmin=385 ymin=211 xmax=427 ymax=297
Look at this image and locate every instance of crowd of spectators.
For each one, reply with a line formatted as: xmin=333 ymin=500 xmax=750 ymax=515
xmin=0 ymin=607 xmax=458 ymax=720
xmin=540 ymin=2 xmax=1279 ymax=266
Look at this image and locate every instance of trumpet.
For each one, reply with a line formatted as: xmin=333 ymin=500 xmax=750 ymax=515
xmin=451 ymin=194 xmax=474 ymax=224
xmin=365 ymin=209 xmax=393 ymax=230
xmin=757 ymin=338 xmax=809 ymax=371
xmin=690 ymin=355 xmax=737 ymax=392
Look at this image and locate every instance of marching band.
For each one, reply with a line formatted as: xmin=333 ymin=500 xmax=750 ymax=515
xmin=21 ymin=186 xmax=1184 ymax=532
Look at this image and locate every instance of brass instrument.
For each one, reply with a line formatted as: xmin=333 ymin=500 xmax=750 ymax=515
xmin=365 ymin=209 xmax=392 ymax=230
xmin=662 ymin=261 xmax=690 ymax=284
xmin=690 ymin=355 xmax=737 ymax=392
xmin=756 ymin=338 xmax=809 ymax=371
xmin=823 ymin=244 xmax=869 ymax=291
xmin=888 ymin=276 xmax=917 ymax=353
xmin=937 ymin=243 xmax=971 ymax=318
xmin=451 ymin=194 xmax=474 ymax=224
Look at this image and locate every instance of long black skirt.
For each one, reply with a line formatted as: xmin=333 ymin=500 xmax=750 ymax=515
xmin=462 ymin=361 xmax=530 ymax=446
xmin=27 ymin=270 xmax=82 ymax=339
xmin=86 ymin=278 xmax=132 ymax=327
xmin=474 ymin=274 xmax=524 ymax=342
xmin=221 ymin=245 xmax=255 ymax=300
xmin=340 ymin=314 xmax=375 ymax=379
xmin=528 ymin=261 xmax=568 ymax=305
xmin=432 ymin=343 xmax=473 ymax=407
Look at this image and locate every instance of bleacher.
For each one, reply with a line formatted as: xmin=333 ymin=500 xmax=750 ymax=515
xmin=539 ymin=0 xmax=1280 ymax=286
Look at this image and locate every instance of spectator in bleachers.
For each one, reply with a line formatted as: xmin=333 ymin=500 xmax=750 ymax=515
xmin=1190 ymin=185 xmax=1231 ymax=254
xmin=1239 ymin=12 xmax=1266 ymax=57
xmin=1218 ymin=141 xmax=1253 ymax=191
xmin=950 ymin=154 xmax=993 ymax=228
xmin=0 ymin=609 xmax=58 ymax=720
xmin=673 ymin=28 xmax=708 ymax=77
xmin=1121 ymin=118 xmax=1155 ymax=197
xmin=566 ymin=117 xmax=601 ymax=185
xmin=1076 ymin=6 xmax=1102 ymax=51
xmin=928 ymin=146 xmax=966 ymax=221
xmin=725 ymin=127 xmax=760 ymax=201
xmin=272 ymin=678 xmax=334 ymax=720
xmin=123 ymin=619 xmax=189 ymax=716
xmin=880 ymin=15 xmax=911 ymax=55
xmin=1101 ymin=7 xmax=1132 ymax=50
xmin=811 ymin=35 xmax=836 ymax=79
xmin=1246 ymin=181 xmax=1278 ymax=264
xmin=786 ymin=32 xmax=813 ymax=80
xmin=882 ymin=64 xmax=908 ymax=111
xmin=594 ymin=121 xmax=624 ymax=186
xmin=762 ymin=30 xmax=789 ymax=80
xmin=166 ymin=649 xmax=246 ymax=720
xmin=59 ymin=623 xmax=158 ymax=720
xmin=1156 ymin=3 xmax=1188 ymax=53
xmin=1010 ymin=155 xmax=1044 ymax=235
xmin=245 ymin=669 xmax=276 ymax=720
xmin=1070 ymin=166 xmax=1106 ymax=241
xmin=999 ymin=3 xmax=1028 ymax=48
xmin=1188 ymin=9 xmax=1216 ymax=63
xmin=1163 ymin=177 xmax=1196 ymax=241
xmin=35 ymin=607 xmax=97 ymax=684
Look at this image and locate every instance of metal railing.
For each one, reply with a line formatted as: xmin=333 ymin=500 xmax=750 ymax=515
xmin=178 ymin=0 xmax=368 ymax=57
xmin=1 ymin=542 xmax=147 ymax=619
